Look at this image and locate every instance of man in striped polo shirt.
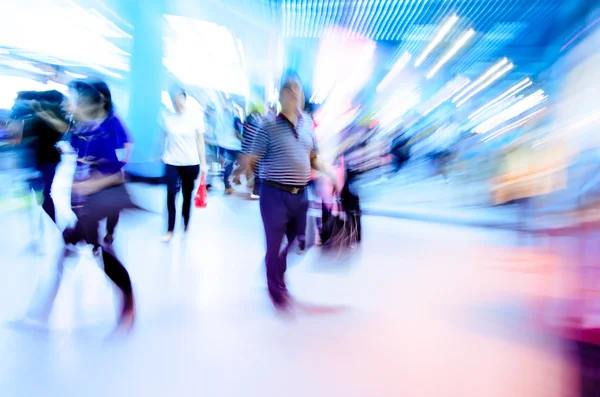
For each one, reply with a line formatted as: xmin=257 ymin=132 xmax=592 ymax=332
xmin=250 ymin=77 xmax=336 ymax=310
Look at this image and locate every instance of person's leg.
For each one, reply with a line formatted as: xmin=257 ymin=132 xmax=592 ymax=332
xmin=100 ymin=246 xmax=135 ymax=326
xmin=78 ymin=207 xmax=102 ymax=252
xmin=260 ymin=184 xmax=290 ymax=306
xmin=294 ymin=188 xmax=309 ymax=253
xmin=179 ymin=165 xmax=200 ymax=231
xmin=224 ymin=150 xmax=237 ymax=192
xmin=165 ymin=164 xmax=179 ymax=234
xmin=105 ymin=212 xmax=120 ymax=244
xmin=24 ymin=245 xmax=67 ymax=323
xmin=232 ymin=153 xmax=244 ymax=185
xmin=39 ymin=162 xmax=58 ymax=223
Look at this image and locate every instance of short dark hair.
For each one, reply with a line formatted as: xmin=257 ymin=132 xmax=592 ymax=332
xmin=69 ymin=79 xmax=111 ymax=112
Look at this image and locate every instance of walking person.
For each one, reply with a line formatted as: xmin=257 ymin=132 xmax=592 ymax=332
xmin=159 ymin=86 xmax=208 ymax=242
xmin=10 ymin=90 xmax=69 ymax=225
xmin=24 ymin=79 xmax=136 ymax=331
xmin=217 ymin=107 xmax=243 ymax=195
xmin=249 ymin=77 xmax=336 ymax=310
xmin=87 ymin=80 xmax=134 ymax=245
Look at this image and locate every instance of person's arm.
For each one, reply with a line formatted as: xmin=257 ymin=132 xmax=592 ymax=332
xmin=72 ymin=171 xmax=124 ymax=196
xmin=123 ymin=142 xmax=133 ymax=163
xmin=36 ymin=111 xmax=69 ymax=133
xmin=247 ymin=124 xmax=270 ymax=172
xmin=113 ymin=115 xmax=135 ymax=163
xmin=31 ymin=102 xmax=69 ymax=133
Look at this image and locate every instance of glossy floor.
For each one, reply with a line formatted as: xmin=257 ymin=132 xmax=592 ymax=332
xmin=0 ymin=162 xmax=575 ymax=396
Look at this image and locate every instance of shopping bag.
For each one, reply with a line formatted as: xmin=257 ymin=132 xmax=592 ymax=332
xmin=194 ymin=174 xmax=208 ymax=208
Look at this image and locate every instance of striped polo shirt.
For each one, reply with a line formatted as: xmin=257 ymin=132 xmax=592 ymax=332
xmin=250 ymin=112 xmax=318 ymax=186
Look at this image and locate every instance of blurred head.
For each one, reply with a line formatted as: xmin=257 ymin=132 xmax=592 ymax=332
xmin=169 ymin=86 xmax=187 ymax=113
xmin=279 ymin=78 xmax=304 ymax=113
xmin=88 ymin=81 xmax=114 ymax=114
xmin=68 ymin=79 xmax=111 ymax=121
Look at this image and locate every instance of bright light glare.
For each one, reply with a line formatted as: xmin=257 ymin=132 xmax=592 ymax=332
xmin=426 ymin=29 xmax=475 ymax=79
xmin=312 ymin=26 xmax=375 ymax=105
xmin=414 ymin=15 xmax=459 ymax=67
xmin=474 ymin=90 xmax=546 ymax=134
xmin=377 ymin=51 xmax=411 ymax=92
xmin=469 ymin=78 xmax=532 ymax=120
xmin=376 ymin=86 xmax=421 ymax=128
xmin=483 ymin=107 xmax=546 ymax=142
xmin=164 ymin=15 xmax=247 ymax=95
xmin=0 ymin=6 xmax=129 ymax=70
xmin=453 ymin=58 xmax=509 ymax=103
xmin=456 ymin=62 xmax=514 ymax=107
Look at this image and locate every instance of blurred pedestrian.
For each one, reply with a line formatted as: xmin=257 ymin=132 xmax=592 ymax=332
xmin=10 ymin=90 xmax=69 ymax=224
xmin=218 ymin=107 xmax=242 ymax=195
xmin=249 ymin=76 xmax=337 ymax=310
xmin=159 ymin=86 xmax=208 ymax=242
xmin=88 ymin=80 xmax=134 ymax=244
xmin=25 ymin=79 xmax=136 ymax=331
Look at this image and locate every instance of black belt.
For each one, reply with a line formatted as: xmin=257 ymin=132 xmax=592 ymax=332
xmin=263 ymin=180 xmax=306 ymax=194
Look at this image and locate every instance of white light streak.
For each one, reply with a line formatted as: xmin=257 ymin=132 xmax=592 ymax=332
xmin=474 ymin=89 xmax=546 ymax=134
xmin=482 ymin=107 xmax=546 ymax=142
xmin=376 ymin=51 xmax=412 ymax=92
xmin=414 ymin=15 xmax=459 ymax=67
xmin=456 ymin=62 xmax=514 ymax=107
xmin=426 ymin=29 xmax=475 ymax=79
xmin=469 ymin=77 xmax=532 ymax=120
xmin=453 ymin=58 xmax=509 ymax=103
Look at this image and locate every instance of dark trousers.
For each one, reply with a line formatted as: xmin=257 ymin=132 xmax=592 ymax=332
xmin=259 ymin=183 xmax=307 ymax=304
xmin=106 ymin=213 xmax=119 ymax=236
xmin=32 ymin=162 xmax=58 ymax=223
xmin=165 ymin=164 xmax=200 ymax=232
xmin=221 ymin=149 xmax=238 ymax=189
xmin=42 ymin=186 xmax=135 ymax=320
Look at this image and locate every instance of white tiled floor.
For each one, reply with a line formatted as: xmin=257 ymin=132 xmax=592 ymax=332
xmin=0 ymin=160 xmax=574 ymax=397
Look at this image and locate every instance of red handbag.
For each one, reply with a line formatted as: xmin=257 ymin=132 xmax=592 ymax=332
xmin=194 ymin=174 xmax=208 ymax=208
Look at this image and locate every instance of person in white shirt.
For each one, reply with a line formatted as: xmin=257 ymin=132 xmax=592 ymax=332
xmin=160 ymin=86 xmax=208 ymax=242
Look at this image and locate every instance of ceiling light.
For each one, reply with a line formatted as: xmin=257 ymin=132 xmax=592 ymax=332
xmin=453 ymin=58 xmax=508 ymax=103
xmin=474 ymin=90 xmax=546 ymax=134
xmin=483 ymin=107 xmax=546 ymax=142
xmin=414 ymin=15 xmax=459 ymax=67
xmin=455 ymin=62 xmax=514 ymax=107
xmin=426 ymin=29 xmax=475 ymax=79
xmin=469 ymin=78 xmax=532 ymax=120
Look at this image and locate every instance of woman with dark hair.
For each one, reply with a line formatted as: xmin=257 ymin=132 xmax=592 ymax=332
xmin=159 ymin=86 xmax=208 ymax=242
xmin=25 ymin=79 xmax=136 ymax=331
xmin=87 ymin=80 xmax=134 ymax=243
